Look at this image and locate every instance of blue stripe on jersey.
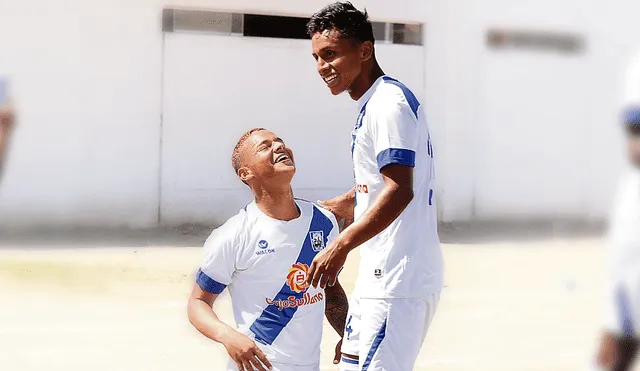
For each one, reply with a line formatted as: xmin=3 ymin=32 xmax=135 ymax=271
xmin=196 ymin=269 xmax=227 ymax=294
xmin=376 ymin=148 xmax=416 ymax=170
xmin=361 ymin=318 xmax=387 ymax=371
xmin=249 ymin=206 xmax=334 ymax=345
xmin=617 ymin=285 xmax=635 ymax=336
xmin=382 ymin=76 xmax=420 ymax=119
xmin=352 ymin=102 xmax=368 ymax=158
xmin=624 ymin=107 xmax=640 ymax=125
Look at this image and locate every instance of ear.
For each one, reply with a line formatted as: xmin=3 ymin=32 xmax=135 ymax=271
xmin=361 ymin=41 xmax=374 ymax=62
xmin=238 ymin=166 xmax=255 ymax=184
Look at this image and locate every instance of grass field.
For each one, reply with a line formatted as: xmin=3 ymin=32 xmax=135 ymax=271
xmin=0 ymin=231 xmax=636 ymax=371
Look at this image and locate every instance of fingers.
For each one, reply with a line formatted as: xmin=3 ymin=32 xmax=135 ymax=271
xmin=310 ymin=267 xmax=323 ymax=288
xmin=306 ymin=260 xmax=318 ymax=286
xmin=333 ymin=341 xmax=342 ymax=364
xmin=328 ymin=271 xmax=339 ymax=288
xmin=255 ymin=348 xmax=273 ymax=370
xmin=319 ymin=271 xmax=332 ymax=289
xmin=248 ymin=357 xmax=268 ymax=371
xmin=243 ymin=360 xmax=254 ymax=371
xmin=317 ymin=200 xmax=331 ymax=212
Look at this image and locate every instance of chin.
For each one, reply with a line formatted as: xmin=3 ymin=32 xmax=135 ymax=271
xmin=329 ymin=86 xmax=347 ymax=96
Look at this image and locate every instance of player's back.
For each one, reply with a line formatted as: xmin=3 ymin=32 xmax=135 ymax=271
xmin=351 ymin=75 xmax=444 ymax=299
xmin=198 ymin=199 xmax=338 ymax=370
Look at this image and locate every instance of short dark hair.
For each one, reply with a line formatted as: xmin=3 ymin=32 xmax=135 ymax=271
xmin=306 ymin=2 xmax=374 ymax=44
xmin=231 ymin=128 xmax=266 ymax=174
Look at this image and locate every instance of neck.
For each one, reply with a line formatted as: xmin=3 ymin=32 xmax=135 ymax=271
xmin=349 ymin=60 xmax=385 ymax=101
xmin=253 ymin=184 xmax=300 ymax=221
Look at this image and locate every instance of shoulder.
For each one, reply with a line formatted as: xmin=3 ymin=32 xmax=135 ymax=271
xmin=296 ymin=198 xmax=339 ymax=230
xmin=368 ymin=77 xmax=421 ymax=118
xmin=203 ymin=206 xmax=250 ymax=250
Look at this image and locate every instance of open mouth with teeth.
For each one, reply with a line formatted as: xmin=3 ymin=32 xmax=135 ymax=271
xmin=275 ymin=154 xmax=292 ymax=164
xmin=323 ymin=74 xmax=339 ymax=86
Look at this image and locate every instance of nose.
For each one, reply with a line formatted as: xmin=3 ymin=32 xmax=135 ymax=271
xmin=273 ymin=141 xmax=285 ymax=152
xmin=317 ymin=57 xmax=330 ymax=74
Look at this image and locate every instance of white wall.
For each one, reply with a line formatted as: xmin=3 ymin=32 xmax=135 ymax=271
xmin=2 ymin=0 xmax=637 ymax=228
xmin=160 ymin=34 xmax=424 ymax=226
xmin=0 ymin=0 xmax=425 ymax=228
xmin=0 ymin=0 xmax=163 ymax=228
xmin=426 ymin=0 xmax=640 ymax=221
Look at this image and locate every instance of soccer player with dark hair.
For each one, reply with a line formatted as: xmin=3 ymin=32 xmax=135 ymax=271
xmin=305 ymin=3 xmax=444 ymax=370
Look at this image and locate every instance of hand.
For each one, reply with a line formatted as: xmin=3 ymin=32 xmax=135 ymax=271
xmin=222 ymin=331 xmax=273 ymax=371
xmin=318 ymin=194 xmax=354 ymax=229
xmin=596 ymin=331 xmax=618 ymax=369
xmin=333 ymin=338 xmax=343 ymax=365
xmin=307 ymin=238 xmax=349 ymax=289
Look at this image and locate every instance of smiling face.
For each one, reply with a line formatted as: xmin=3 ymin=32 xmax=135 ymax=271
xmin=311 ymin=29 xmax=367 ymax=97
xmin=235 ymin=130 xmax=296 ymax=187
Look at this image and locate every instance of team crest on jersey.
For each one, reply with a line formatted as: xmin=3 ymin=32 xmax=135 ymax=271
xmin=310 ymin=231 xmax=325 ymax=252
xmin=374 ymin=269 xmax=382 ymax=278
xmin=286 ymin=263 xmax=310 ymax=293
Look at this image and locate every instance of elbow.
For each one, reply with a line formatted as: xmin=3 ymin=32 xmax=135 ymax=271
xmin=187 ymin=299 xmax=195 ymax=325
xmin=398 ymin=187 xmax=413 ymax=208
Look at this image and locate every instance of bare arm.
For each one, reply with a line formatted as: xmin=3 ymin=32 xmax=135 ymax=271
xmin=337 ymin=164 xmax=413 ymax=252
xmin=308 ymin=164 xmax=413 ymax=289
xmin=187 ymin=284 xmax=237 ymax=343
xmin=324 ymin=280 xmax=349 ymax=336
xmin=187 ymin=284 xmax=273 ymax=371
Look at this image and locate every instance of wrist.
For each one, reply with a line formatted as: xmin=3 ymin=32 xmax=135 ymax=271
xmin=216 ymin=325 xmax=238 ymax=345
xmin=334 ymin=233 xmax=355 ymax=254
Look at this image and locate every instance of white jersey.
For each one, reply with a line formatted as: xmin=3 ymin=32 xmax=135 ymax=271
xmin=197 ymin=199 xmax=339 ymax=368
xmin=350 ymin=75 xmax=444 ymax=299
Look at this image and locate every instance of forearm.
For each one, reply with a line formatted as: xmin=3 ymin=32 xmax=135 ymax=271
xmin=188 ymin=298 xmax=237 ymax=344
xmin=339 ymin=185 xmax=412 ymax=252
xmin=324 ymin=282 xmax=349 ymax=336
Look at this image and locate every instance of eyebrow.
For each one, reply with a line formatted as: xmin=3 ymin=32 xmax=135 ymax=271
xmin=257 ymin=137 xmax=284 ymax=147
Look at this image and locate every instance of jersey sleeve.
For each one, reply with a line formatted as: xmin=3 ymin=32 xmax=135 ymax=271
xmin=196 ymin=215 xmax=244 ymax=295
xmin=623 ymin=52 xmax=640 ymax=125
xmin=370 ymin=96 xmax=420 ymax=172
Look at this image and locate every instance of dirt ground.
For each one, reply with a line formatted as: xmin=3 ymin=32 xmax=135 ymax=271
xmin=0 ymin=231 xmax=636 ymax=371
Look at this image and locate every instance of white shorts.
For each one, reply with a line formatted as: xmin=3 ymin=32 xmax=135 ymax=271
xmin=341 ymin=292 xmax=441 ymax=371
xmin=226 ymin=359 xmax=319 ymax=371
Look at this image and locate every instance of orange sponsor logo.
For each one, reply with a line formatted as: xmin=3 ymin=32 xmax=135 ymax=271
xmin=286 ymin=263 xmax=310 ymax=293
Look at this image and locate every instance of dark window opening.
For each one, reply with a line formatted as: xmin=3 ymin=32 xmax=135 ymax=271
xmin=243 ymin=14 xmax=310 ymax=40
xmin=162 ymin=9 xmax=423 ymax=45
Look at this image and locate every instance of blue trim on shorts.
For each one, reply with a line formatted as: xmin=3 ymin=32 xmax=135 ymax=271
xmin=341 ymin=356 xmax=359 ymax=365
xmin=361 ymin=318 xmax=387 ymax=371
